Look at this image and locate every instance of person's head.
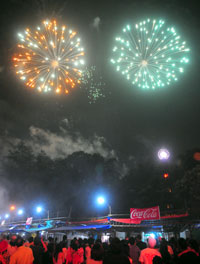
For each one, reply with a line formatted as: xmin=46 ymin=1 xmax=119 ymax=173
xmin=71 ymin=242 xmax=78 ymax=251
xmin=54 ymin=244 xmax=62 ymax=261
xmin=78 ymin=238 xmax=83 ymax=247
xmin=48 ymin=237 xmax=53 ymax=243
xmin=129 ymin=237 xmax=136 ymax=246
xmin=178 ymin=238 xmax=187 ymax=251
xmin=159 ymin=241 xmax=171 ymax=262
xmin=91 ymin=243 xmax=104 ymax=261
xmin=16 ymin=236 xmax=24 ymax=247
xmin=148 ymin=237 xmax=157 ymax=249
xmin=0 ymin=240 xmax=8 ymax=253
xmin=169 ymin=237 xmax=178 ymax=250
xmin=48 ymin=243 xmax=54 ymax=254
xmin=28 ymin=237 xmax=33 ymax=243
xmin=10 ymin=235 xmax=17 ymax=247
xmin=136 ymin=234 xmax=142 ymax=242
xmin=110 ymin=237 xmax=122 ymax=254
xmin=122 ymin=242 xmax=130 ymax=257
xmin=10 ymin=235 xmax=17 ymax=242
xmin=83 ymin=238 xmax=88 ymax=245
xmin=55 ymin=244 xmax=62 ymax=253
xmin=96 ymin=239 xmax=102 ymax=244
xmin=121 ymin=239 xmax=128 ymax=245
xmin=34 ymin=237 xmax=41 ymax=246
xmin=63 ymin=235 xmax=67 ymax=241
xmin=75 ymin=239 xmax=79 ymax=246
xmin=88 ymin=237 xmax=94 ymax=247
xmin=188 ymin=239 xmax=199 ymax=253
xmin=153 ymin=256 xmax=164 ymax=264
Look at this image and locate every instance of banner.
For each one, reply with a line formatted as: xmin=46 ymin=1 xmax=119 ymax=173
xmin=130 ymin=206 xmax=160 ymax=222
xmin=26 ymin=217 xmax=33 ymax=225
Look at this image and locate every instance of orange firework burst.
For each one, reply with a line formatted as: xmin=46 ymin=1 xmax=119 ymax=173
xmin=13 ymin=20 xmax=85 ymax=94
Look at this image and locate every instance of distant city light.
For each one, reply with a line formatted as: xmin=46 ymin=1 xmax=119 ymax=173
xmin=193 ymin=152 xmax=200 ymax=161
xmin=97 ymin=196 xmax=105 ymax=205
xmin=163 ymin=173 xmax=169 ymax=179
xmin=5 ymin=214 xmax=9 ymax=219
xmin=158 ymin=148 xmax=170 ymax=160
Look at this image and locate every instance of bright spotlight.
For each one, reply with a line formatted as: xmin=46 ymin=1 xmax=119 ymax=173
xmin=18 ymin=209 xmax=24 ymax=215
xmin=97 ymin=196 xmax=105 ymax=205
xmin=158 ymin=148 xmax=170 ymax=160
xmin=5 ymin=214 xmax=9 ymax=219
xmin=36 ymin=206 xmax=42 ymax=213
xmin=10 ymin=205 xmax=16 ymax=211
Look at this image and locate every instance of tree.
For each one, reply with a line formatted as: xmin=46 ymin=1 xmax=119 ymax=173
xmin=174 ymin=165 xmax=200 ymax=214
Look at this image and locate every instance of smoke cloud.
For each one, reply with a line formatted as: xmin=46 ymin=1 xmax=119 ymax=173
xmin=25 ymin=126 xmax=116 ymax=160
xmin=91 ymin=17 xmax=101 ymax=31
xmin=0 ymin=174 xmax=9 ymax=212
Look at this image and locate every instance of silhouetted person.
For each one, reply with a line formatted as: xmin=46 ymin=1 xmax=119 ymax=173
xmin=103 ymin=238 xmax=130 ymax=264
xmin=54 ymin=244 xmax=64 ymax=264
xmin=188 ymin=239 xmax=199 ymax=256
xmin=60 ymin=235 xmax=67 ymax=249
xmin=136 ymin=235 xmax=147 ymax=250
xmin=153 ymin=256 xmax=164 ymax=264
xmin=129 ymin=237 xmax=140 ymax=264
xmin=177 ymin=238 xmax=199 ymax=264
xmin=87 ymin=243 xmax=104 ymax=264
xmin=159 ymin=240 xmax=172 ymax=264
xmin=30 ymin=237 xmax=44 ymax=264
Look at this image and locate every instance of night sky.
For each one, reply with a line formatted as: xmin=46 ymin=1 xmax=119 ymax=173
xmin=0 ymin=0 xmax=200 ymax=216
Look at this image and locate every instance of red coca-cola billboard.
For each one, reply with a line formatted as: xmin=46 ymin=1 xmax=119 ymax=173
xmin=130 ymin=206 xmax=160 ymax=222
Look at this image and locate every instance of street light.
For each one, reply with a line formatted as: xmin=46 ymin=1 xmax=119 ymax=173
xmin=36 ymin=206 xmax=49 ymax=219
xmin=36 ymin=206 xmax=42 ymax=213
xmin=97 ymin=196 xmax=112 ymax=216
xmin=5 ymin=214 xmax=9 ymax=219
xmin=17 ymin=209 xmax=24 ymax=216
xmin=158 ymin=148 xmax=170 ymax=161
xmin=10 ymin=205 xmax=16 ymax=211
xmin=97 ymin=197 xmax=105 ymax=205
xmin=163 ymin=173 xmax=169 ymax=179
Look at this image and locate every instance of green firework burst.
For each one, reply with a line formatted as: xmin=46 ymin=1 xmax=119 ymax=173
xmin=111 ymin=19 xmax=190 ymax=89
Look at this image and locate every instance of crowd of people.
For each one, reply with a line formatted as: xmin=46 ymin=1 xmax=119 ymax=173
xmin=0 ymin=234 xmax=199 ymax=264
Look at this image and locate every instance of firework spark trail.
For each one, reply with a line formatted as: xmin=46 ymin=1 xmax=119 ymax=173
xmin=111 ymin=19 xmax=190 ymax=89
xmin=13 ymin=20 xmax=85 ymax=94
xmin=80 ymin=66 xmax=106 ymax=104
